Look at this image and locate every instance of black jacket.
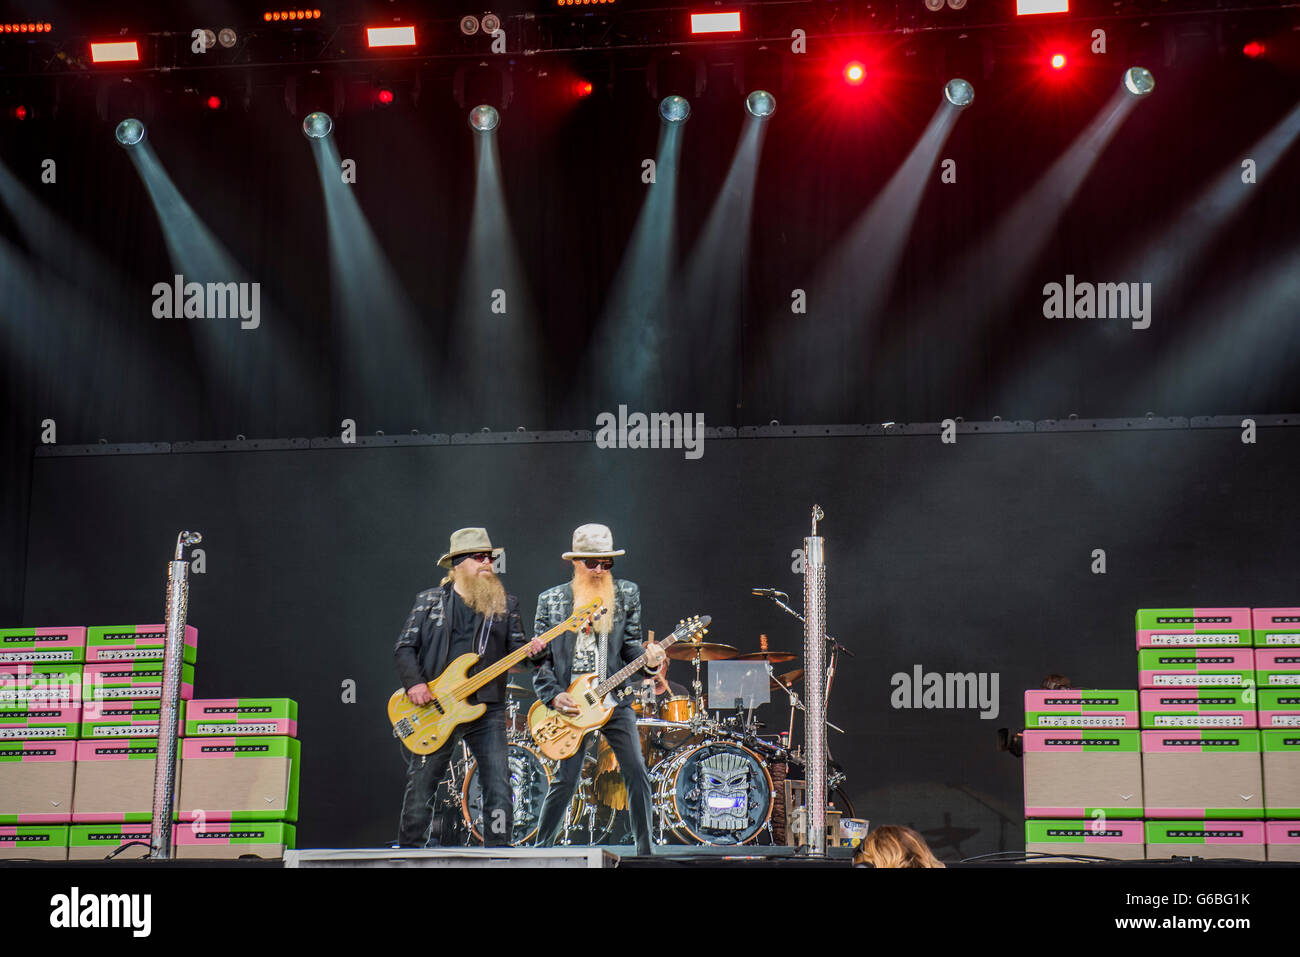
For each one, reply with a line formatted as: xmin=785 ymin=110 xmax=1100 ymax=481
xmin=394 ymin=582 xmax=528 ymax=705
xmin=531 ymin=580 xmax=652 ymax=707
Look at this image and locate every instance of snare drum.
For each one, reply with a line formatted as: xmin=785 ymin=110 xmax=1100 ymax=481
xmin=660 ymin=696 xmax=695 ymax=723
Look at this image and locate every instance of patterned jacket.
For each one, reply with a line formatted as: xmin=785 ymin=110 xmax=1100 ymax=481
xmin=393 ymin=582 xmax=528 ymax=705
xmin=531 ymin=579 xmax=651 ymax=707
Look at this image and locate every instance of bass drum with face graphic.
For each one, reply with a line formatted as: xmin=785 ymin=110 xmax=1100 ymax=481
xmin=651 ymin=741 xmax=773 ymax=845
xmin=461 ymin=743 xmax=553 ymax=845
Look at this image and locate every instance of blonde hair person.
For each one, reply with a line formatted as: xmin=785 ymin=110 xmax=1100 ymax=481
xmin=854 ymin=825 xmax=945 ymax=868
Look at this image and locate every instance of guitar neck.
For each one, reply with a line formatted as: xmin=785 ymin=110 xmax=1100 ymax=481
xmin=594 ymin=630 xmax=686 ymax=698
xmin=460 ymin=615 xmax=574 ymax=697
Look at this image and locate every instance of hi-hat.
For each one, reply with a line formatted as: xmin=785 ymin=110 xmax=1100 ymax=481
xmin=735 ymin=650 xmax=798 ymax=664
xmin=665 ymin=641 xmax=738 ymax=661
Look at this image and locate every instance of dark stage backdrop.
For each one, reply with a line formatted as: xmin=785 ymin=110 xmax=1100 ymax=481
xmin=20 ymin=425 xmax=1300 ymax=858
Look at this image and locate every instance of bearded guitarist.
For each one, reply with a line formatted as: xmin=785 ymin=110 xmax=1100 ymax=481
xmin=393 ymin=527 xmax=545 ymax=848
xmin=531 ymin=524 xmax=664 ymax=856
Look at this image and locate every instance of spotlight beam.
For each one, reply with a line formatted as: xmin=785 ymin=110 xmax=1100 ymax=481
xmin=305 ymin=133 xmax=433 ymax=427
xmin=673 ymin=114 xmax=770 ymax=416
xmin=121 ymin=139 xmax=315 ymax=428
xmin=586 ymin=120 xmax=686 ymax=411
xmin=991 ymin=99 xmax=1300 ymax=417
xmin=763 ymin=98 xmax=964 ymax=419
xmin=447 ymin=131 xmax=543 ymax=428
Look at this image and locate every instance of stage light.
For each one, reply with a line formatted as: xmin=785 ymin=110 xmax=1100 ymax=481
xmin=745 ymin=90 xmax=775 ymax=118
xmin=377 ymin=87 xmax=395 ymax=105
xmin=264 ymin=9 xmax=321 ymax=21
xmin=659 ymin=95 xmax=690 ymax=123
xmin=843 ymin=61 xmax=866 ymax=85
xmin=11 ymin=105 xmax=28 ymax=120
xmin=91 ymin=41 xmax=140 ymax=64
xmin=206 ymin=95 xmax=222 ymax=110
xmin=199 ymin=29 xmax=216 ymax=51
xmin=366 ymin=26 xmax=416 ymax=47
xmin=1123 ymin=66 xmax=1155 ymax=96
xmin=5 ymin=22 xmax=52 ymax=33
xmin=481 ymin=13 xmax=501 ymax=34
xmin=1017 ymin=0 xmax=1069 ymax=12
xmin=944 ymin=77 xmax=974 ymax=108
xmin=573 ymin=79 xmax=594 ymax=98
xmin=924 ymin=0 xmax=945 ymax=10
xmin=1243 ymin=41 xmax=1266 ymax=59
xmin=218 ymin=28 xmax=237 ymax=48
xmin=115 ymin=118 xmax=145 ymax=147
xmin=1050 ymin=53 xmax=1067 ymax=70
xmin=302 ymin=111 xmax=333 ymax=138
xmin=469 ymin=104 xmax=499 ymax=132
xmin=460 ymin=15 xmax=480 ymax=35
xmin=690 ymin=11 xmax=741 ymax=34
xmin=947 ymin=0 xmax=967 ymax=9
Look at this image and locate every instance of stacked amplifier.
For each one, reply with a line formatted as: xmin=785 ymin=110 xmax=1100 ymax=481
xmin=0 ymin=624 xmax=300 ymax=861
xmin=1023 ymin=608 xmax=1300 ymax=861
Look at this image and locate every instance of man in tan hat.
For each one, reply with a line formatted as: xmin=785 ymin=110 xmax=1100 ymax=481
xmin=394 ymin=527 xmax=543 ymax=847
xmin=531 ymin=523 xmax=664 ymax=855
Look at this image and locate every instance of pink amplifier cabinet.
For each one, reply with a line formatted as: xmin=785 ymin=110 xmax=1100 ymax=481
xmin=0 ymin=740 xmax=76 ymax=824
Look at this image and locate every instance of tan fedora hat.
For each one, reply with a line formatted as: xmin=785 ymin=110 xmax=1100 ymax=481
xmin=561 ymin=523 xmax=626 ymax=561
xmin=438 ymin=527 xmax=504 ymax=568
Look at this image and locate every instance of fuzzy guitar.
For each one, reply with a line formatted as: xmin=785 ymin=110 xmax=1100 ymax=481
xmin=387 ymin=598 xmax=605 ymax=755
xmin=527 ymin=615 xmax=710 ymax=761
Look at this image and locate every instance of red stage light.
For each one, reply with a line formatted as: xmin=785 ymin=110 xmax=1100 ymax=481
xmin=13 ymin=105 xmax=28 ymax=120
xmin=843 ymin=61 xmax=866 ymax=85
xmin=377 ymin=88 xmax=395 ymax=105
xmin=573 ymin=79 xmax=593 ymax=98
xmin=206 ymin=95 xmax=222 ymax=110
xmin=1050 ymin=53 xmax=1067 ymax=70
xmin=1243 ymin=41 xmax=1266 ymax=59
xmin=90 ymin=41 xmax=140 ymax=63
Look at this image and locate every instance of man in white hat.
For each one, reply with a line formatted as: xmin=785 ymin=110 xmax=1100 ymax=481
xmin=531 ymin=523 xmax=664 ymax=855
xmin=393 ymin=527 xmax=543 ymax=847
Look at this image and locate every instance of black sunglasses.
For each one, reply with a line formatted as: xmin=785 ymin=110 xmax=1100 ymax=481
xmin=581 ymin=558 xmax=614 ymax=570
xmin=459 ymin=551 xmax=494 ymax=564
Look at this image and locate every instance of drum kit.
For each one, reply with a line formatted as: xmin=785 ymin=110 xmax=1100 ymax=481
xmin=432 ymin=634 xmax=828 ymax=848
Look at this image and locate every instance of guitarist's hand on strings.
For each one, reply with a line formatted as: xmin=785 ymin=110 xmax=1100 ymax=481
xmin=527 ymin=637 xmax=546 ymax=656
xmin=407 ymin=683 xmax=432 ymax=706
xmin=553 ymin=692 xmax=581 ymax=716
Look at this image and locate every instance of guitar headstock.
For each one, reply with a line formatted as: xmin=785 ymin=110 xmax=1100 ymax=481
xmin=572 ymin=597 xmax=608 ymax=633
xmin=674 ymin=614 xmax=711 ymax=642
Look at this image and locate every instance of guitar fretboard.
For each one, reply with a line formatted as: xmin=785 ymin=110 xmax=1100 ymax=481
xmin=593 ymin=618 xmax=707 ymax=698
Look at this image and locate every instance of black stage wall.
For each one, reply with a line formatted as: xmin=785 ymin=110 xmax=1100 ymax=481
xmin=19 ymin=425 xmax=1299 ymax=858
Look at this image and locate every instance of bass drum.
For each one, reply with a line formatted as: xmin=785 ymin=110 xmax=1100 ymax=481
xmin=651 ymin=742 xmax=773 ymax=846
xmin=461 ymin=743 xmax=553 ymax=845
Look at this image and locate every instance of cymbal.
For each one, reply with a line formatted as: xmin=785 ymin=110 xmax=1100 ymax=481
xmin=506 ymin=679 xmax=536 ymax=696
xmin=734 ymin=650 xmax=798 ymax=664
xmin=665 ymin=641 xmax=738 ymax=662
xmin=770 ymin=668 xmax=803 ymax=691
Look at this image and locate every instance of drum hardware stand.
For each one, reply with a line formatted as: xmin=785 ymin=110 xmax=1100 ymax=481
xmin=148 ymin=530 xmax=201 ymax=861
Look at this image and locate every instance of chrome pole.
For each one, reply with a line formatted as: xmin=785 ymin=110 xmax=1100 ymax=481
xmin=148 ymin=530 xmax=200 ymax=859
xmin=803 ymin=506 xmax=826 ymax=856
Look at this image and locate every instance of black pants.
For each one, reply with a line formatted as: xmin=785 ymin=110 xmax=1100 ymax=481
xmin=398 ymin=704 xmax=512 ymax=847
xmin=534 ymin=705 xmax=654 ymax=856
